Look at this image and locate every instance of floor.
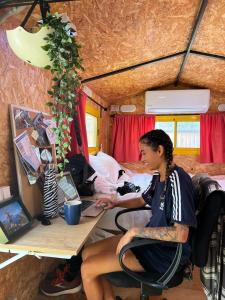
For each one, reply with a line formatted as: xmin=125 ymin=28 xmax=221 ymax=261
xmin=35 ymin=268 xmax=206 ymax=300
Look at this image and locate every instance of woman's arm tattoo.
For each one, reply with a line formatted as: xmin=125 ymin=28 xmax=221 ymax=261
xmin=134 ymin=224 xmax=188 ymax=242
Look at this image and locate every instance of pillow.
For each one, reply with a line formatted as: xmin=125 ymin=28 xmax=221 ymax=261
xmin=94 ymin=173 xmax=117 ymax=194
xmin=89 ymin=152 xmax=121 ymax=184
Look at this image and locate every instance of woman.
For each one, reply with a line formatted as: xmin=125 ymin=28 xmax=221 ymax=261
xmin=81 ymin=129 xmax=197 ymax=300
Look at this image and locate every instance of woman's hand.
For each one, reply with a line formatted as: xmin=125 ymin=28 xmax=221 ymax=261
xmin=116 ymin=228 xmax=138 ymax=255
xmin=95 ymin=197 xmax=119 ymax=209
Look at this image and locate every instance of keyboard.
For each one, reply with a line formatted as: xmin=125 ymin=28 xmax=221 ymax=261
xmin=81 ymin=200 xmax=95 ymax=211
xmin=81 ymin=199 xmax=104 ymax=217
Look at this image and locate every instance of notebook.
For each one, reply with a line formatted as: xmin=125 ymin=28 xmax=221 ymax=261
xmin=56 ymin=172 xmax=104 ymax=217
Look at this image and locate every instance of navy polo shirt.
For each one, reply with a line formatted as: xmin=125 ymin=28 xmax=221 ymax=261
xmin=139 ymin=166 xmax=197 ymax=273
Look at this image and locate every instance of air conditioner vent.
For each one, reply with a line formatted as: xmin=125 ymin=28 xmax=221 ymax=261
xmin=145 ymin=89 xmax=210 ymax=114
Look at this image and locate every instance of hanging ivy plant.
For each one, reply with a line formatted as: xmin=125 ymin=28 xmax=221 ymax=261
xmin=41 ymin=13 xmax=84 ymax=171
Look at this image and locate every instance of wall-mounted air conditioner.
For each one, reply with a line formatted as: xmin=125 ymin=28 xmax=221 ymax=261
xmin=145 ymin=89 xmax=210 ymax=114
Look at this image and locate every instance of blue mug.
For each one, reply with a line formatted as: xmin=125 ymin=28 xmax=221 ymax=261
xmin=64 ymin=200 xmax=81 ymax=225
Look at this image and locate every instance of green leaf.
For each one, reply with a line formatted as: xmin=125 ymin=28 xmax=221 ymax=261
xmin=58 ymin=163 xmax=63 ymax=170
xmin=44 ymin=66 xmax=52 ymax=71
xmin=42 ymin=44 xmax=50 ymax=51
xmin=46 ymin=102 xmax=53 ymax=107
xmin=63 ymin=142 xmax=69 ymax=148
xmin=41 ymin=13 xmax=83 ymax=167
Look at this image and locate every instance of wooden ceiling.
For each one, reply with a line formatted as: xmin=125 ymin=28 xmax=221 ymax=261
xmin=2 ymin=0 xmax=225 ymax=103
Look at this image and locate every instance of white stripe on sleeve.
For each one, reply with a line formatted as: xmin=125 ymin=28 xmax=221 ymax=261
xmin=170 ymin=171 xmax=181 ymax=221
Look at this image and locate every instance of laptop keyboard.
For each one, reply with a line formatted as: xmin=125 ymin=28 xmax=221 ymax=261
xmin=81 ymin=200 xmax=95 ymax=211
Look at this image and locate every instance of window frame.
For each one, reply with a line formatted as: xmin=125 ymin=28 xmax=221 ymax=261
xmin=155 ymin=115 xmax=200 ymax=155
xmin=86 ymin=103 xmax=100 ymax=154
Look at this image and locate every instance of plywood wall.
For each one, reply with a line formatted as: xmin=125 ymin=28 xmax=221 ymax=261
xmin=0 ymin=10 xmax=61 ymax=300
xmin=0 ymin=12 xmax=109 ymax=300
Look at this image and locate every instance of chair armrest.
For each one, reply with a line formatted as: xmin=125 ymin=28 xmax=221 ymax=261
xmin=118 ymin=238 xmax=183 ymax=289
xmin=115 ymin=207 xmax=152 ymax=232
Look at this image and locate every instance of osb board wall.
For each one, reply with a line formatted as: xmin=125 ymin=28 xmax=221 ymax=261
xmin=67 ymin=0 xmax=199 ymax=79
xmin=0 ymin=10 xmax=110 ymax=298
xmin=0 ymin=12 xmax=59 ymax=300
xmin=0 ymin=254 xmax=58 ymax=300
xmin=86 ymin=56 xmax=183 ymax=101
xmin=0 ymin=12 xmax=101 ymax=300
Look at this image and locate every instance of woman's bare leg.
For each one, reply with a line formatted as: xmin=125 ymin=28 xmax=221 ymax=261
xmin=82 ymin=234 xmax=122 ymax=261
xmin=81 ymin=244 xmax=144 ymax=300
xmin=81 ymin=235 xmax=122 ymax=299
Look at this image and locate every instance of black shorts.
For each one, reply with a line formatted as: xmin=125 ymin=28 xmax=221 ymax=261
xmin=131 ymin=241 xmax=177 ymax=274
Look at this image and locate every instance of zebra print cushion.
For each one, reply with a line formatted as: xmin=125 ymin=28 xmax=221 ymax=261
xmin=43 ymin=168 xmax=58 ymax=219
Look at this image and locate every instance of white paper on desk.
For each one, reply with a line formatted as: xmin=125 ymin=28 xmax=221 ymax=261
xmin=43 ymin=119 xmax=56 ymax=144
xmin=14 ymin=131 xmax=41 ymax=171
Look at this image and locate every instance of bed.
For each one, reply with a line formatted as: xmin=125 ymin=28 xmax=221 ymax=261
xmin=87 ymin=152 xmax=225 ymax=243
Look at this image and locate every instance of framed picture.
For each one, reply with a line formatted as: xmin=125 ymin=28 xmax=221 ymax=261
xmin=0 ymin=197 xmax=32 ymax=244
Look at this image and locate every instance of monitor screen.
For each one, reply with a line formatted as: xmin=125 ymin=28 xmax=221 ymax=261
xmin=56 ymin=172 xmax=80 ymax=205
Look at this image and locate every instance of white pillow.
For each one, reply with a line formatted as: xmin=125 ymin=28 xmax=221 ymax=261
xmin=89 ymin=152 xmax=121 ymax=184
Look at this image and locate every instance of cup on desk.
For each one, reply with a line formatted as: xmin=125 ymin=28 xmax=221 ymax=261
xmin=64 ymin=200 xmax=81 ymax=225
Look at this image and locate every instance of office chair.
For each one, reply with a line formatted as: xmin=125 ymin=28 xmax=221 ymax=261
xmin=105 ymin=177 xmax=225 ymax=300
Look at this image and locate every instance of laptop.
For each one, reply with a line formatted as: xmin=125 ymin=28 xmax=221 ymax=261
xmin=56 ymin=172 xmax=104 ymax=217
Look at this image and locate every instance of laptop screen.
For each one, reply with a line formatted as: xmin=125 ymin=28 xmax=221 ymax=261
xmin=56 ymin=172 xmax=80 ymax=205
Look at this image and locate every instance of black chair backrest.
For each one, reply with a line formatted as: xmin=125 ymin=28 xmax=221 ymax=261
xmin=191 ymin=175 xmax=225 ymax=267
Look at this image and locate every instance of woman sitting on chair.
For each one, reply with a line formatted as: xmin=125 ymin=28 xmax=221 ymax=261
xmin=81 ymin=129 xmax=197 ymax=300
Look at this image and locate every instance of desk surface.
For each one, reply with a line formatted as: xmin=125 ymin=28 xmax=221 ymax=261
xmin=0 ymin=213 xmax=104 ymax=258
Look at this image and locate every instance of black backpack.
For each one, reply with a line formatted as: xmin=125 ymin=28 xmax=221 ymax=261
xmin=65 ymin=154 xmax=96 ymax=196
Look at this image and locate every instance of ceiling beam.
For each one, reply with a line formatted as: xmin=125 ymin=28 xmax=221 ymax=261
xmin=175 ymin=0 xmax=208 ymax=85
xmin=87 ymin=95 xmax=107 ymax=111
xmin=81 ymin=51 xmax=185 ymax=84
xmin=0 ymin=0 xmax=76 ymax=9
xmin=20 ymin=0 xmax=39 ymax=27
xmin=82 ymin=48 xmax=225 ymax=84
xmin=190 ymin=50 xmax=225 ymax=61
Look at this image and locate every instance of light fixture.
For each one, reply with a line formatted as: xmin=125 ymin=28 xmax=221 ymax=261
xmin=5 ymin=0 xmax=77 ymax=68
xmin=6 ymin=26 xmax=53 ymax=68
xmin=218 ymin=103 xmax=225 ymax=112
xmin=120 ymin=104 xmax=136 ymax=112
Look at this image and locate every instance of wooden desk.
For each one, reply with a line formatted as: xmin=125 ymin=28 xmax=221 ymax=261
xmin=0 ymin=212 xmax=104 ymax=268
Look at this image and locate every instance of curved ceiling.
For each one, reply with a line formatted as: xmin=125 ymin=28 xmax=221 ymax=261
xmin=2 ymin=0 xmax=225 ymax=102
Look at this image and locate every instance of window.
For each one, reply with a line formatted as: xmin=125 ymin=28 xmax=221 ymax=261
xmin=85 ymin=104 xmax=100 ymax=154
xmin=155 ymin=115 xmax=200 ymax=154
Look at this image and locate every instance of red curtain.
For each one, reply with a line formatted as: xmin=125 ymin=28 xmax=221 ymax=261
xmin=67 ymin=90 xmax=89 ymax=161
xmin=112 ymin=115 xmax=155 ymax=162
xmin=200 ymin=112 xmax=225 ymax=163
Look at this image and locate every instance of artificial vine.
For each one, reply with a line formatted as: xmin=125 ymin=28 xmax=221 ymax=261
xmin=42 ymin=13 xmax=83 ymax=171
